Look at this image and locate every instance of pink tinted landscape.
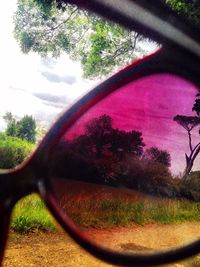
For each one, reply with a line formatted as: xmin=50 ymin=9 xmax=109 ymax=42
xmin=64 ymin=73 xmax=200 ymax=175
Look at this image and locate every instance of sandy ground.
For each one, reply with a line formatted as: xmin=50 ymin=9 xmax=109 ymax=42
xmin=2 ymin=222 xmax=200 ymax=267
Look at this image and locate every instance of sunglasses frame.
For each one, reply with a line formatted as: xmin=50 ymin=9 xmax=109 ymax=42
xmin=1 ymin=1 xmax=200 ymax=266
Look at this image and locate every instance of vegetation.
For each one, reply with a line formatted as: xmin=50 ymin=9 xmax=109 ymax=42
xmin=3 ymin=112 xmax=37 ymax=143
xmin=65 ymin=196 xmax=200 ymax=228
xmin=13 ymin=0 xmax=200 ymax=79
xmin=174 ymin=94 xmax=200 ymax=177
xmin=0 ymin=133 xmax=34 ymax=169
xmin=166 ymin=0 xmax=200 ymax=27
xmin=13 ymin=0 xmax=147 ymax=79
xmin=50 ymin=114 xmax=174 ymax=196
xmin=10 ymin=190 xmax=200 ymax=233
xmin=11 ymin=194 xmax=56 ymax=233
xmin=0 ymin=112 xmax=37 ymax=169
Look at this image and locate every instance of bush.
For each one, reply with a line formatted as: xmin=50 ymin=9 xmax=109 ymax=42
xmin=118 ymin=157 xmax=174 ymax=196
xmin=0 ymin=133 xmax=34 ymax=169
xmin=180 ymin=171 xmax=200 ymax=201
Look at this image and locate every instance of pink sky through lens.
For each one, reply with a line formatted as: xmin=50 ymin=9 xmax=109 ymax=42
xmin=64 ymin=73 xmax=200 ymax=175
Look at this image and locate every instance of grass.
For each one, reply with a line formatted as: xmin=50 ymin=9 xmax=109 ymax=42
xmin=62 ymin=197 xmax=200 ymax=228
xmin=9 ymin=191 xmax=200 ymax=267
xmin=10 ymin=190 xmax=200 ymax=233
xmin=11 ymin=194 xmax=57 ymax=233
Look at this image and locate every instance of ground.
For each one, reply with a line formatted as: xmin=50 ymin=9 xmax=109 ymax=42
xmin=2 ymin=222 xmax=200 ymax=267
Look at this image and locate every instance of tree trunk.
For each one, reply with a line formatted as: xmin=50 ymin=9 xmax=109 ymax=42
xmin=183 ymin=146 xmax=200 ymax=180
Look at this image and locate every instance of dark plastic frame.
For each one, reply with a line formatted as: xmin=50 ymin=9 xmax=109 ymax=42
xmin=0 ymin=1 xmax=200 ymax=266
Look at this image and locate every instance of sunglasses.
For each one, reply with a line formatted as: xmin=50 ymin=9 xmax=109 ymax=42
xmin=1 ymin=1 xmax=200 ymax=266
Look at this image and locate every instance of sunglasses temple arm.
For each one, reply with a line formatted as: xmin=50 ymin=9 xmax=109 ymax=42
xmin=0 ymin=205 xmax=11 ymax=264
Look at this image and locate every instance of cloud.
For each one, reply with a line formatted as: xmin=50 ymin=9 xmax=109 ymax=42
xmin=34 ymin=92 xmax=71 ymax=109
xmin=41 ymin=58 xmax=57 ymax=69
xmin=41 ymin=71 xmax=76 ymax=84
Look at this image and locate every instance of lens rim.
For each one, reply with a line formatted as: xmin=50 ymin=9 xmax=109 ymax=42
xmin=37 ymin=48 xmax=200 ymax=266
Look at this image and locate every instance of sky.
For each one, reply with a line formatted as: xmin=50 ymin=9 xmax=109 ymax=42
xmin=0 ymin=1 xmax=96 ymax=130
xmin=0 ymin=1 xmax=158 ymax=132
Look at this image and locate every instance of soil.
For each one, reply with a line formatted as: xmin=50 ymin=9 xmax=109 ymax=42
xmin=2 ymin=222 xmax=200 ymax=267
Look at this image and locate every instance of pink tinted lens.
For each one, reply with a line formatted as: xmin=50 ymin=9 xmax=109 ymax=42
xmin=49 ymin=73 xmax=200 ymax=253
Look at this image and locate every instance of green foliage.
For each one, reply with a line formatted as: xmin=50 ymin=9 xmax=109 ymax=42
xmin=11 ymin=194 xmax=56 ymax=232
xmin=16 ymin=115 xmax=36 ymax=143
xmin=6 ymin=121 xmax=18 ymax=137
xmin=14 ymin=0 xmax=200 ymax=78
xmin=0 ymin=134 xmax=34 ymax=169
xmin=3 ymin=112 xmax=18 ymax=137
xmin=14 ymin=0 xmax=145 ymax=78
xmin=0 ymin=113 xmax=36 ymax=169
xmin=166 ymin=0 xmax=200 ymax=27
xmin=4 ymin=113 xmax=36 ymax=144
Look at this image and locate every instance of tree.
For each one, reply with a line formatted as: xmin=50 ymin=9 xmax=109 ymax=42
xmin=143 ymin=147 xmax=171 ymax=167
xmin=14 ymin=0 xmax=146 ymax=79
xmin=3 ymin=112 xmax=18 ymax=137
xmin=16 ymin=115 xmax=36 ymax=143
xmin=173 ymin=111 xmax=200 ymax=177
xmin=3 ymin=112 xmax=14 ymax=124
xmin=192 ymin=93 xmax=200 ymax=115
xmin=50 ymin=114 xmax=145 ymax=185
xmin=14 ymin=0 xmax=200 ymax=79
xmin=173 ymin=93 xmax=200 ymax=178
xmin=3 ymin=113 xmax=37 ymax=143
xmin=108 ymin=129 xmax=144 ymax=158
xmin=84 ymin=114 xmax=145 ymax=158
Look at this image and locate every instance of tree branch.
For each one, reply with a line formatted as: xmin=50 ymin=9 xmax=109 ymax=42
xmin=190 ymin=141 xmax=200 ymax=159
xmin=49 ymin=7 xmax=79 ymax=32
xmin=130 ymin=32 xmax=139 ymax=50
xmin=191 ymin=144 xmax=200 ymax=165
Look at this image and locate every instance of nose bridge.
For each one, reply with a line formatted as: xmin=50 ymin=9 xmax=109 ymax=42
xmin=0 ymin=165 xmax=38 ymax=208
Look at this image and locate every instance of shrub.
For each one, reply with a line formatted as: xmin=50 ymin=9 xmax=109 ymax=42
xmin=118 ymin=157 xmax=174 ymax=196
xmin=0 ymin=133 xmax=34 ymax=168
xmin=180 ymin=171 xmax=200 ymax=201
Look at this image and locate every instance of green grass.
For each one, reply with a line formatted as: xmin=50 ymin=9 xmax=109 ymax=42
xmin=61 ymin=196 xmax=200 ymax=228
xmin=10 ymin=193 xmax=200 ymax=233
xmin=11 ymin=194 xmax=57 ymax=233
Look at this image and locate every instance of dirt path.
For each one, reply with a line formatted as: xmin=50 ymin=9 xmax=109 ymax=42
xmin=3 ymin=222 xmax=200 ymax=267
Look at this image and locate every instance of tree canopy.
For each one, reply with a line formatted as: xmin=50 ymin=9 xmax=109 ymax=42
xmin=3 ymin=112 xmax=37 ymax=143
xmin=14 ymin=0 xmax=200 ymax=79
xmin=14 ymin=0 xmax=147 ymax=79
xmin=173 ymin=94 xmax=200 ymax=177
xmin=50 ymin=114 xmax=173 ymax=195
xmin=143 ymin=147 xmax=171 ymax=167
xmin=74 ymin=114 xmax=145 ymax=159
